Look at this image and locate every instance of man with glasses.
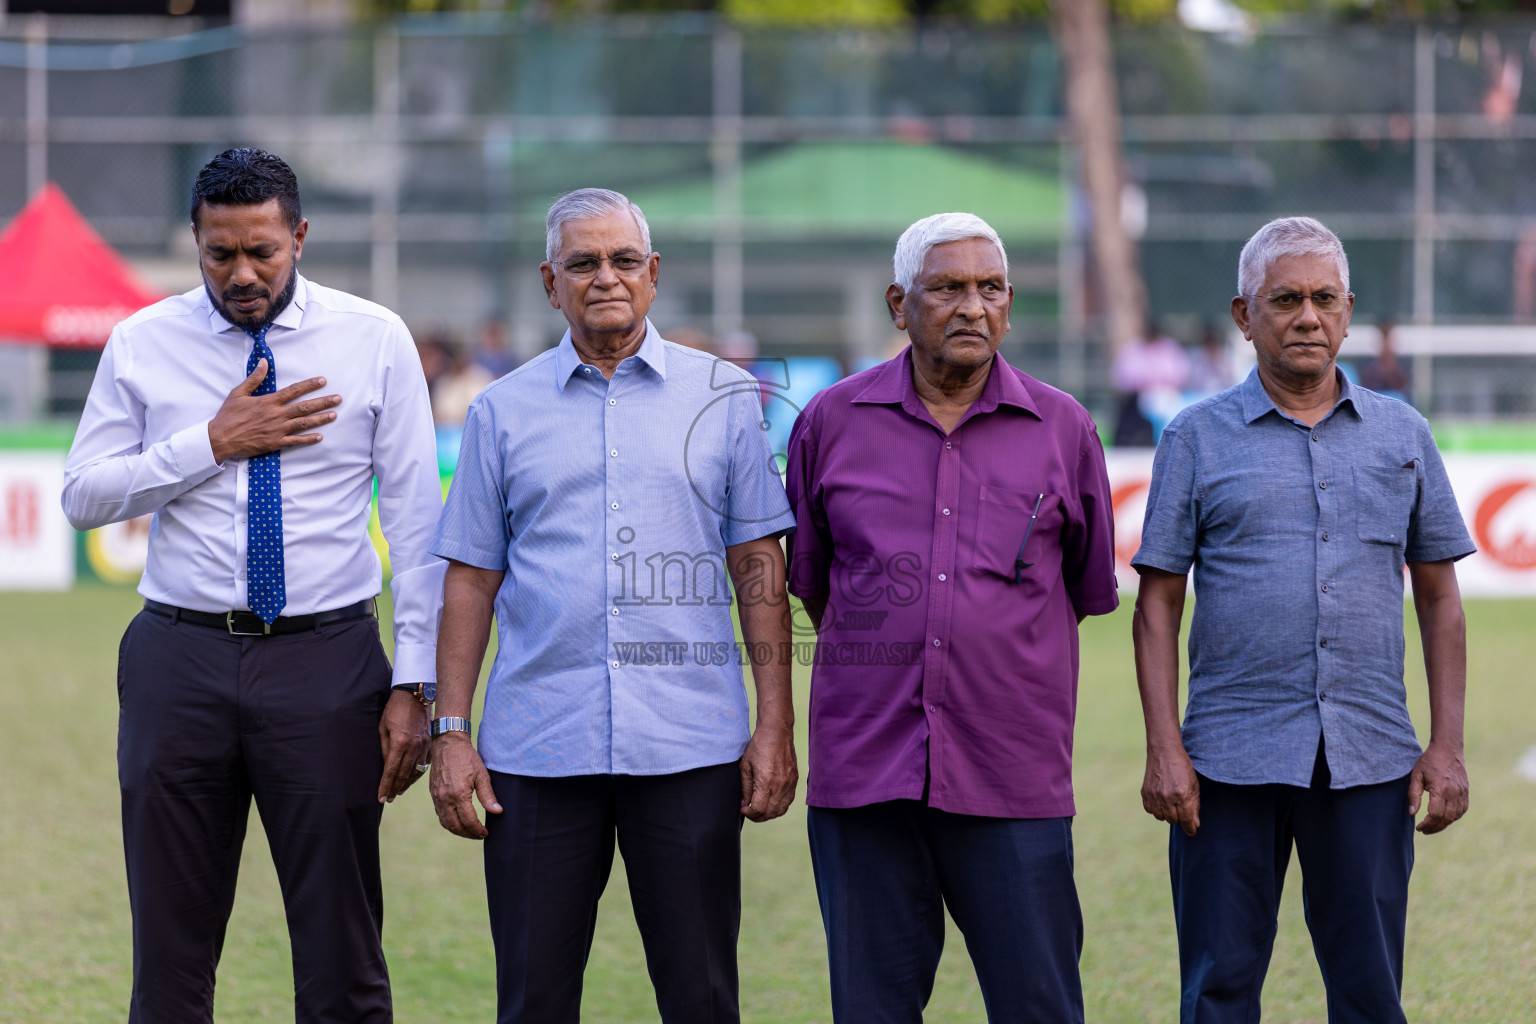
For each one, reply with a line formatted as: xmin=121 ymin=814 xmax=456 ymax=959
xmin=427 ymin=187 xmax=798 ymax=1023
xmin=784 ymin=212 xmax=1119 ymax=1023
xmin=1132 ymin=216 xmax=1474 ymax=1024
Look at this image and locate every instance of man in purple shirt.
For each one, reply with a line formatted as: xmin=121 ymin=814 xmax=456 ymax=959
xmin=785 ymin=212 xmax=1119 ymax=1023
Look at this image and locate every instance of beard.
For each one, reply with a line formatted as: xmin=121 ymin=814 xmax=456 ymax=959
xmin=205 ymin=263 xmax=298 ymax=332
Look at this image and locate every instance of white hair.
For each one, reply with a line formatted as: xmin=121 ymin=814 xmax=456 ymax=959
xmin=1237 ymin=216 xmax=1349 ymax=296
xmin=892 ymin=212 xmax=1008 ymax=291
xmin=544 ymin=187 xmax=652 ymax=261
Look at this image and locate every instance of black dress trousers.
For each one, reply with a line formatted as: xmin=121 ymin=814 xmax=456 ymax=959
xmin=116 ymin=606 xmax=395 ymax=1024
xmin=483 ymin=763 xmax=745 ymax=1024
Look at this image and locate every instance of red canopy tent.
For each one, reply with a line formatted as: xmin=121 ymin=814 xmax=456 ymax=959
xmin=0 ymin=184 xmax=164 ymax=348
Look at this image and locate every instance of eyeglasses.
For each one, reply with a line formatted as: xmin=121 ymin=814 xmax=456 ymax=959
xmin=550 ymin=252 xmax=654 ymax=279
xmin=1252 ymin=290 xmax=1351 ymax=314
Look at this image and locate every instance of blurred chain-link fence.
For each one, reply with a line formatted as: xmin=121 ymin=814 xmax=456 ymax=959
xmin=5 ymin=14 xmax=1536 ymax=422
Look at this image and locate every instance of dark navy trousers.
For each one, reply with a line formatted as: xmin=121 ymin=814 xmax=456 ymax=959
xmin=1171 ymin=745 xmax=1415 ymax=1024
xmin=808 ymin=802 xmax=1084 ymax=1024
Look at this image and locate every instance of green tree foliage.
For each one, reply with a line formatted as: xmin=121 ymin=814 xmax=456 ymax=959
xmin=721 ymin=0 xmax=907 ymax=26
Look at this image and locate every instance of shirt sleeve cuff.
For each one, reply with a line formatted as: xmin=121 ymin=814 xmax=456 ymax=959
xmin=391 ymin=642 xmax=436 ymax=687
xmin=1071 ymin=591 xmax=1121 ymax=617
xmin=722 ymin=511 xmax=798 ymax=548
xmin=170 ymin=420 xmax=223 ymax=483
xmin=1406 ymin=542 xmax=1478 ymax=564
xmin=429 ymin=540 xmax=506 ymax=572
xmin=1130 ymin=549 xmax=1193 ymax=575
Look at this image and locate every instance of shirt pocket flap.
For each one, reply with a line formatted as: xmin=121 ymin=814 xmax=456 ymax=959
xmin=1352 ymin=465 xmax=1416 ymax=545
xmin=973 ymin=485 xmax=1062 ymax=577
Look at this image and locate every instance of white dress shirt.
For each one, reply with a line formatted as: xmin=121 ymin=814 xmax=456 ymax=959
xmin=62 ymin=275 xmax=445 ymax=685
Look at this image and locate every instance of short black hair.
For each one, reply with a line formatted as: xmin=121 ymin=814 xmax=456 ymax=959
xmin=189 ymin=148 xmax=303 ymax=231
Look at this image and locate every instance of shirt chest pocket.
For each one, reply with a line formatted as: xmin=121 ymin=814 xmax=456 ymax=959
xmin=1352 ymin=465 xmax=1417 ymax=546
xmin=972 ymin=485 xmax=1063 ymax=579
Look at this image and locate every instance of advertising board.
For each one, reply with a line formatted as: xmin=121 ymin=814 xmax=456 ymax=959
xmin=5 ymin=450 xmax=1536 ymax=598
xmin=0 ymin=452 xmax=74 ymax=590
xmin=1104 ymin=450 xmax=1536 ymax=597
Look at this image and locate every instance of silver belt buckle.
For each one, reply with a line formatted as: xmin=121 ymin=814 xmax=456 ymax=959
xmin=226 ymin=611 xmax=272 ymax=636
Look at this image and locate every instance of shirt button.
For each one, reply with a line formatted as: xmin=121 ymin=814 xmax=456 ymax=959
xmin=942 ymin=508 xmax=951 ymax=516
xmin=945 ymin=442 xmax=952 ymax=450
xmin=929 ymin=704 xmax=938 ymax=713
xmin=1319 ymin=481 xmax=1327 ymax=489
xmin=612 ymin=553 xmax=619 ymax=560
xmin=610 ymin=449 xmax=618 ymax=457
xmin=611 ymin=608 xmax=619 ymax=615
xmin=1319 ymin=692 xmax=1329 ymax=702
xmin=583 ymin=367 xmax=592 ymax=374
xmin=609 ymin=399 xmax=617 ymax=406
xmin=938 ymin=573 xmax=947 ymax=581
xmin=1321 ymin=583 xmax=1329 ymax=593
xmin=611 ymin=661 xmax=620 ymax=669
xmin=933 ymin=638 xmax=941 ymax=647
xmin=1320 ymin=638 xmax=1328 ymax=648
xmin=611 ymin=502 xmax=619 ymax=509
xmin=1312 ymin=433 xmax=1319 ymax=442
xmin=1322 ymin=531 xmax=1329 ymax=541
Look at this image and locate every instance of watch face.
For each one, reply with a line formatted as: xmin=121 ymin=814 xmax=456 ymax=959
xmin=423 ymin=681 xmax=437 ymax=704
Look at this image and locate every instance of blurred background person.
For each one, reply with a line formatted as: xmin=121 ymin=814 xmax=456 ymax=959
xmin=1112 ymin=317 xmax=1189 ymax=447
xmin=471 ymin=317 xmax=517 ymax=379
xmin=1359 ymin=319 xmax=1413 ymax=404
xmin=415 ymin=330 xmax=453 ymax=397
xmin=431 ymin=342 xmax=495 ymax=427
xmin=667 ymin=326 xmax=717 ymax=353
xmin=1185 ymin=321 xmax=1235 ymax=398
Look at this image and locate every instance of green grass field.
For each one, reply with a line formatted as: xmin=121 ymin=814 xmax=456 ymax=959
xmin=2 ymin=588 xmax=1533 ymax=1023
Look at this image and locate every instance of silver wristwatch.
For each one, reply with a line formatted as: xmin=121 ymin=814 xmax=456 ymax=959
xmin=429 ymin=716 xmax=472 ymax=738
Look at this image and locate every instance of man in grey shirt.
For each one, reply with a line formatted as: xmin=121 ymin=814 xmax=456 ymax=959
xmin=1131 ymin=216 xmax=1474 ymax=1024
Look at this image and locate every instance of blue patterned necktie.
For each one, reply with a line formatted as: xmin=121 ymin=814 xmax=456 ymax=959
xmin=244 ymin=325 xmax=287 ymax=623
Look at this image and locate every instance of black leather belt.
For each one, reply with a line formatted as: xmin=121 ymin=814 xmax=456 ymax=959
xmin=143 ymin=598 xmax=374 ymax=636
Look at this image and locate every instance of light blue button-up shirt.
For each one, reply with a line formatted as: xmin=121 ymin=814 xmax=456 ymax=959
xmin=431 ymin=321 xmax=796 ymax=777
xmin=1133 ymin=369 xmax=1475 ymax=789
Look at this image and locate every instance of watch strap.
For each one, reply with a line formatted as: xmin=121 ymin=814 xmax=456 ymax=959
xmin=391 ymin=681 xmax=434 ymax=706
xmin=430 ymin=716 xmax=472 ymax=738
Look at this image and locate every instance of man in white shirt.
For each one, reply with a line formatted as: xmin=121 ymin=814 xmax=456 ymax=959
xmin=62 ymin=148 xmax=444 ymax=1024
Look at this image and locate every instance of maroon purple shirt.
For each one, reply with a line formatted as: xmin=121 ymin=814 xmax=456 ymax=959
xmin=786 ymin=349 xmax=1119 ymax=819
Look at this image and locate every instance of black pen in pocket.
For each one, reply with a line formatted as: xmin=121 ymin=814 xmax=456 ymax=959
xmin=1013 ymin=492 xmax=1045 ymax=584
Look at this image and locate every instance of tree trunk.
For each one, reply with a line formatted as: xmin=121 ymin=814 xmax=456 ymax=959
xmin=1050 ymin=0 xmax=1146 ymax=355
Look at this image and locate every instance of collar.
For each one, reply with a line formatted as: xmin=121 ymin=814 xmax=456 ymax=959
xmin=554 ymin=317 xmax=667 ymax=390
xmin=205 ymin=273 xmax=309 ymax=336
xmin=852 ymin=346 xmax=1040 ymax=421
xmin=1239 ymin=364 xmax=1363 ymax=424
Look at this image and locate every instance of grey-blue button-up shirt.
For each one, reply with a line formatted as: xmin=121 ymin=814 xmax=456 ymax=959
xmin=1133 ymin=369 xmax=1475 ymax=789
